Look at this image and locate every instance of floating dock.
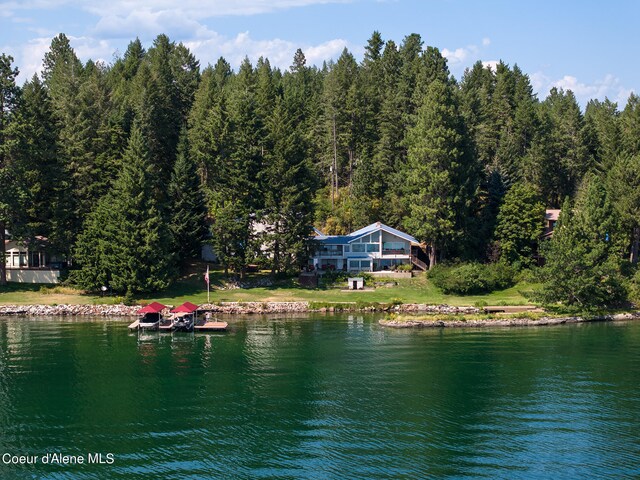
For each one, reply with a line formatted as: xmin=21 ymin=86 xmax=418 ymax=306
xmin=129 ymin=319 xmax=227 ymax=332
xmin=194 ymin=321 xmax=229 ymax=332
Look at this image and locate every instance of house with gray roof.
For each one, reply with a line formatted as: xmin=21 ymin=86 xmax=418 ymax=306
xmin=310 ymin=222 xmax=428 ymax=272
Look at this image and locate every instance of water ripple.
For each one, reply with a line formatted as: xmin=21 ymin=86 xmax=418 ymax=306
xmin=0 ymin=316 xmax=638 ymax=478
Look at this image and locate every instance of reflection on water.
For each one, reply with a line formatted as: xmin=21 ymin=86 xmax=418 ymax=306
xmin=0 ymin=315 xmax=638 ymax=478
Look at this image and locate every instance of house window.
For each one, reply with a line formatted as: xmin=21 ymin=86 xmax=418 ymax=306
xmin=383 ymin=242 xmax=405 ymax=251
xmin=349 ymin=260 xmax=371 ymax=270
xmin=366 ymin=243 xmax=378 ymax=252
xmin=371 ymin=231 xmax=380 ymax=242
xmin=352 ymin=244 xmax=365 ymax=253
xmin=343 ymin=245 xmax=349 ymax=253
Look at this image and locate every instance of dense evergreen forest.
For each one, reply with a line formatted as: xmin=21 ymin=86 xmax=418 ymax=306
xmin=1 ymin=32 xmax=639 ymax=307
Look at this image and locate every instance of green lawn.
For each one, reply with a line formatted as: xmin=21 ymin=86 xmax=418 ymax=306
xmin=0 ymin=268 xmax=537 ymax=307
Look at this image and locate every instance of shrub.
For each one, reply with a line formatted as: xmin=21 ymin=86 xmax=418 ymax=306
xmin=627 ymin=270 xmax=640 ymax=306
xmin=321 ymin=270 xmax=373 ymax=286
xmin=123 ymin=290 xmax=136 ymax=306
xmin=395 ymin=264 xmax=413 ymax=272
xmin=428 ymin=262 xmax=516 ymax=295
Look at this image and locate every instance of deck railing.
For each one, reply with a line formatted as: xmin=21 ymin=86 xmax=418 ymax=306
xmin=410 ymin=254 xmax=427 ymax=271
xmin=316 ymin=250 xmax=343 ymax=257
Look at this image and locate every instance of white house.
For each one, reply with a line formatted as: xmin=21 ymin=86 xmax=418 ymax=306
xmin=310 ymin=222 xmax=427 ymax=272
xmin=4 ymin=234 xmax=64 ymax=284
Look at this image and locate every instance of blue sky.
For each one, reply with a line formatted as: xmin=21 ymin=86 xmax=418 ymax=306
xmin=1 ymin=0 xmax=637 ymax=107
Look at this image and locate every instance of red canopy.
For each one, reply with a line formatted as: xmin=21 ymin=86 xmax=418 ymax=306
xmin=171 ymin=302 xmax=199 ymax=313
xmin=138 ymin=302 xmax=167 ymax=314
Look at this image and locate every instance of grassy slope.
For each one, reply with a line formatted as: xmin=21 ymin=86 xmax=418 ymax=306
xmin=0 ymin=268 xmax=536 ymax=307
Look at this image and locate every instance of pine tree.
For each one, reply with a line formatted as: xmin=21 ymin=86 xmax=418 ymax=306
xmin=168 ymin=130 xmax=208 ymax=269
xmin=584 ymin=98 xmax=620 ymax=171
xmin=11 ymin=75 xmax=65 ymax=249
xmin=539 ymin=88 xmax=592 ymax=206
xmin=537 ymin=176 xmax=625 ymax=309
xmin=494 ymin=183 xmax=545 ymax=267
xmin=188 ymin=59 xmax=232 ymax=198
xmin=40 ymin=34 xmax=84 ymax=253
xmin=205 ymin=57 xmax=263 ymax=276
xmin=607 ymin=154 xmax=640 ymax=264
xmin=620 ymin=93 xmax=640 ymax=155
xmin=133 ymin=34 xmax=187 ymax=185
xmin=0 ymin=54 xmax=22 ymax=285
xmin=72 ymin=124 xmax=176 ymax=294
xmin=351 ymin=31 xmax=386 ymax=226
xmin=402 ymin=79 xmax=476 ymax=267
xmin=68 ymin=61 xmax=119 ymax=231
xmin=322 ymin=48 xmax=360 ymax=213
xmin=261 ymin=97 xmax=315 ymax=273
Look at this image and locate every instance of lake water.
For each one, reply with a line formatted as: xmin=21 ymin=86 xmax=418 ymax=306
xmin=0 ymin=314 xmax=638 ymax=479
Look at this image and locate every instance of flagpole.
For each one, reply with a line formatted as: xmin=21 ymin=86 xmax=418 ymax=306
xmin=206 ymin=265 xmax=210 ymax=304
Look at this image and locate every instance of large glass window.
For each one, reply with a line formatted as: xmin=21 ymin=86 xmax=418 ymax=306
xmin=366 ymin=243 xmax=378 ymax=252
xmin=383 ymin=242 xmax=405 ymax=251
xmin=349 ymin=260 xmax=371 ymax=270
xmin=352 ymin=244 xmax=365 ymax=253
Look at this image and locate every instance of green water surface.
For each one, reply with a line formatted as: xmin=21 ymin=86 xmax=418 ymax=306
xmin=0 ymin=314 xmax=638 ymax=479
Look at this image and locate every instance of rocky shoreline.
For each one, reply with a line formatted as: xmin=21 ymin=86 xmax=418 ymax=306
xmin=379 ymin=312 xmax=640 ymax=328
xmin=1 ymin=303 xmax=637 ymax=328
xmin=0 ymin=302 xmax=480 ymax=317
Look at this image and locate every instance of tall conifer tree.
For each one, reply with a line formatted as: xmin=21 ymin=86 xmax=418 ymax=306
xmin=403 ymin=79 xmax=476 ymax=267
xmin=73 ymin=124 xmax=176 ymax=294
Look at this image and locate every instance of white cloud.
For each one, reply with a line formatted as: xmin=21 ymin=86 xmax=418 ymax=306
xmin=442 ymin=46 xmax=475 ymax=66
xmin=482 ymin=60 xmax=499 ymax=71
xmin=185 ymin=31 xmax=349 ymax=70
xmin=441 ymin=38 xmax=490 ymax=69
xmin=0 ymin=0 xmax=354 ymax=18
xmin=532 ymin=71 xmax=635 ymax=107
xmin=14 ymin=36 xmax=51 ymax=83
xmin=93 ymin=9 xmax=212 ymax=39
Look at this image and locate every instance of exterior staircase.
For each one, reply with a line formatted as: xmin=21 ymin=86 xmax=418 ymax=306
xmin=410 ymin=254 xmax=427 ymax=271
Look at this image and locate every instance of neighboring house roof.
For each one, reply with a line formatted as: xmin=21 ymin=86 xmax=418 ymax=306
xmin=312 ymin=227 xmax=326 ymax=236
xmin=545 ymin=209 xmax=561 ymax=221
xmin=314 ymin=222 xmax=419 ymax=245
xmin=4 ymin=236 xmax=49 ymax=250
